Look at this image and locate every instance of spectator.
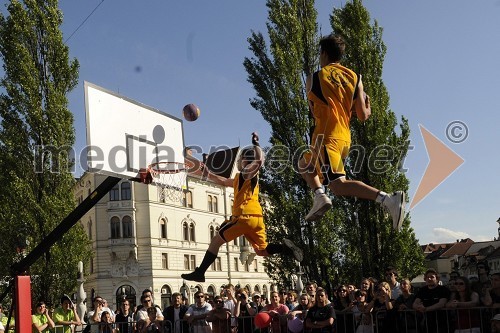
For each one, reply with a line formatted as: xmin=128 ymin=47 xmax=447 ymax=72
xmin=384 ymin=267 xmax=401 ymax=300
xmin=251 ymin=293 xmax=263 ymax=313
xmin=222 ymin=284 xmax=237 ymax=331
xmin=1 ymin=309 xmax=14 ymax=333
xmin=360 ymin=278 xmax=375 ymax=303
xmin=367 ymin=282 xmax=394 ymax=333
xmin=53 ymin=295 xmax=82 ymax=333
xmin=0 ymin=321 xmax=3 ymax=333
xmin=137 ymin=307 xmax=161 ymax=333
xmin=207 ymin=296 xmax=232 ymax=333
xmin=278 ymin=289 xmax=287 ymax=306
xmin=305 ymin=288 xmax=335 ymax=333
xmin=88 ymin=295 xmax=114 ymax=332
xmin=142 ymin=289 xmax=162 ymax=312
xmin=101 ymin=300 xmax=115 ymax=319
xmin=286 ymin=291 xmax=298 ymax=310
xmin=234 ymin=289 xmax=257 ymax=333
xmin=163 ymin=292 xmax=189 ymax=333
xmin=184 ymin=291 xmax=212 ymax=333
xmin=115 ymin=300 xmax=134 ymax=333
xmin=492 ymin=314 xmax=500 ymax=333
xmin=412 ymin=268 xmax=450 ymax=333
xmin=305 ymin=281 xmax=318 ymax=306
xmin=347 ymin=290 xmax=371 ymax=333
xmin=261 ymin=291 xmax=289 ymax=333
xmin=332 ymin=286 xmax=352 ymax=333
xmin=32 ymin=301 xmax=55 ymax=333
xmin=98 ymin=311 xmax=116 ymax=333
xmin=288 ymin=294 xmax=311 ymax=320
xmin=136 ymin=295 xmax=163 ymax=325
xmin=393 ymin=278 xmax=416 ymax=332
xmin=446 ymin=276 xmax=480 ymax=333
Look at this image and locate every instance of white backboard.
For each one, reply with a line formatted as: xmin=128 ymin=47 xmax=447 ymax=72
xmin=84 ymin=81 xmax=186 ymax=184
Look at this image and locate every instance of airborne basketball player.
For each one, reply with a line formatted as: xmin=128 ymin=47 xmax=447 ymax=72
xmin=182 ymin=132 xmax=303 ymax=282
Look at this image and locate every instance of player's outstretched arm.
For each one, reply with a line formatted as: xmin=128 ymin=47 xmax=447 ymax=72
xmin=352 ymin=75 xmax=371 ymax=121
xmin=185 ymin=153 xmax=233 ymax=187
xmin=241 ymin=132 xmax=264 ymax=180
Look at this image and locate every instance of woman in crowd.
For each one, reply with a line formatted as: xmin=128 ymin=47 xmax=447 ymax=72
xmin=446 ymin=276 xmax=481 ymax=333
xmin=360 ymin=278 xmax=375 ymax=303
xmin=287 ymin=291 xmax=299 ymax=310
xmin=305 ymin=288 xmax=335 ymax=333
xmin=261 ymin=291 xmax=289 ymax=333
xmin=366 ymin=282 xmax=393 ymax=333
xmin=288 ymin=294 xmax=312 ymax=320
xmin=393 ymin=278 xmax=416 ymax=332
xmin=347 ymin=290 xmax=372 ymax=333
xmin=333 ymin=285 xmax=354 ymax=333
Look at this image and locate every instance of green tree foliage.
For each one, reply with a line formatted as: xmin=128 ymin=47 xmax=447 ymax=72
xmin=245 ymin=0 xmax=424 ymax=291
xmin=0 ymin=0 xmax=91 ymax=306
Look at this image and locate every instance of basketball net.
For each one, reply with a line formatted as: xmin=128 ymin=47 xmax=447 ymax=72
xmin=147 ymin=161 xmax=192 ymax=203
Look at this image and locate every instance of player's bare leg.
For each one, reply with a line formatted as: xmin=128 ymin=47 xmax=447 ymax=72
xmin=329 ymin=178 xmax=405 ymax=231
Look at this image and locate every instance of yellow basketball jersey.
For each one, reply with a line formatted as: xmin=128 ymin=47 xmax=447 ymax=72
xmin=308 ymin=63 xmax=358 ymax=143
xmin=232 ymin=173 xmax=263 ymax=216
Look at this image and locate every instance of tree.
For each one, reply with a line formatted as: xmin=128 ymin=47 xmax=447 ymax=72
xmin=244 ymin=0 xmax=424 ymax=290
xmin=0 ymin=0 xmax=91 ymax=305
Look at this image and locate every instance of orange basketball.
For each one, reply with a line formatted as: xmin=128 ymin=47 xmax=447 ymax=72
xmin=182 ymin=103 xmax=200 ymax=122
xmin=254 ymin=312 xmax=271 ymax=329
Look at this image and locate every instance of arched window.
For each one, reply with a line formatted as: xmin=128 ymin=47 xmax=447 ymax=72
xmin=161 ymin=285 xmax=172 ymax=309
xmin=110 ymin=184 xmax=119 ymax=201
xmin=160 ymin=219 xmax=167 ymax=239
xmin=207 ymin=195 xmax=213 ymax=212
xmin=121 ymin=182 xmax=131 ymax=200
xmin=209 ymin=226 xmax=216 ymax=239
xmin=116 ymin=285 xmax=136 ymax=310
xmin=212 ymin=196 xmax=218 ymax=213
xmin=122 ymin=216 xmax=133 ymax=238
xmin=207 ymin=286 xmax=216 ymax=298
xmin=183 ymin=190 xmax=193 ymax=208
xmin=110 ymin=217 xmax=121 ymax=239
xmin=183 ymin=222 xmax=189 ymax=241
xmin=189 ymin=223 xmax=196 ymax=242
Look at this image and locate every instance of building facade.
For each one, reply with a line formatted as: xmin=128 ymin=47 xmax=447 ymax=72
xmin=75 ymin=171 xmax=274 ymax=312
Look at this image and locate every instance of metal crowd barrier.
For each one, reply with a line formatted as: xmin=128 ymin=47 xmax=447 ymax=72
xmin=51 ymin=307 xmax=497 ymax=333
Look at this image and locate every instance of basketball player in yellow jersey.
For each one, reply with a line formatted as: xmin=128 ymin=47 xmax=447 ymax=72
xmin=182 ymin=132 xmax=303 ymax=282
xmin=299 ymin=34 xmax=405 ymax=231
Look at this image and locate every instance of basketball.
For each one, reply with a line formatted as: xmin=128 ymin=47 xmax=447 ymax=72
xmin=183 ymin=103 xmax=200 ymax=122
xmin=287 ymin=317 xmax=303 ymax=333
xmin=254 ymin=312 xmax=271 ymax=329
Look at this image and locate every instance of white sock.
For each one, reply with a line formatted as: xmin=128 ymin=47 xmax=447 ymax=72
xmin=376 ymin=191 xmax=388 ymax=204
xmin=314 ymin=187 xmax=325 ymax=195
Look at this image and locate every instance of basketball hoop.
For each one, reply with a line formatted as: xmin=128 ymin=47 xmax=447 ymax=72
xmin=145 ymin=161 xmax=194 ymax=202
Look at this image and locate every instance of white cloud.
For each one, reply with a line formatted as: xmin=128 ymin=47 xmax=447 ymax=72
xmin=428 ymin=228 xmax=494 ymax=244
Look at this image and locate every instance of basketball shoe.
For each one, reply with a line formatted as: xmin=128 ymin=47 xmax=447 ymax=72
xmin=382 ymin=191 xmax=405 ymax=231
xmin=283 ymin=238 xmax=304 ymax=262
xmin=305 ymin=193 xmax=332 ymax=221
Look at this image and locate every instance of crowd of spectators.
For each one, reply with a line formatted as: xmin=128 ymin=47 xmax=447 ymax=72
xmin=3 ymin=262 xmax=499 ymax=333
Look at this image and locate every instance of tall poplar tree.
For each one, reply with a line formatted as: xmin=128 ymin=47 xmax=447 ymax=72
xmin=0 ymin=0 xmax=91 ymax=305
xmin=245 ymin=0 xmax=424 ymax=290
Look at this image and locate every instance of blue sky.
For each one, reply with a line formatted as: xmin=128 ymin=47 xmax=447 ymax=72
xmin=44 ymin=0 xmax=499 ymax=244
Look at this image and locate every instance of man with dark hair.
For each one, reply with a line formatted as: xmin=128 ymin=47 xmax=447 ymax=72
xmin=413 ymin=269 xmax=450 ymax=333
xmin=185 ymin=291 xmax=212 ymax=333
xmin=163 ymin=293 xmax=189 ymax=333
xmin=53 ymin=295 xmax=81 ymax=333
xmin=298 ymin=33 xmax=405 ymax=230
xmin=182 ymin=133 xmax=303 ymax=282
xmin=384 ymin=266 xmax=401 ymax=300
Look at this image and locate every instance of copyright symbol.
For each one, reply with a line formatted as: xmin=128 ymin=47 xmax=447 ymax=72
xmin=446 ymin=120 xmax=468 ymax=144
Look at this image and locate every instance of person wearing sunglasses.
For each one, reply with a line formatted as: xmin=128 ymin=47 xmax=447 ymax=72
xmin=446 ymin=276 xmax=480 ymax=333
xmin=136 ymin=295 xmax=163 ymax=325
xmin=185 ymin=292 xmax=212 ymax=333
xmin=207 ymin=296 xmax=232 ymax=333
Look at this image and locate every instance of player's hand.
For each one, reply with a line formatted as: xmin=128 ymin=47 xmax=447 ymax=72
xmin=363 ymin=92 xmax=371 ymax=109
xmin=251 ymin=132 xmax=259 ymax=145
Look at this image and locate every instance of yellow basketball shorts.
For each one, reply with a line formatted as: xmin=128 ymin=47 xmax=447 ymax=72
xmin=302 ymin=138 xmax=350 ymax=185
xmin=219 ymin=215 xmax=267 ymax=251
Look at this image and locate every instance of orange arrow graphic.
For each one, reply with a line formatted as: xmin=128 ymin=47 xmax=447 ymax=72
xmin=410 ymin=124 xmax=465 ymax=210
